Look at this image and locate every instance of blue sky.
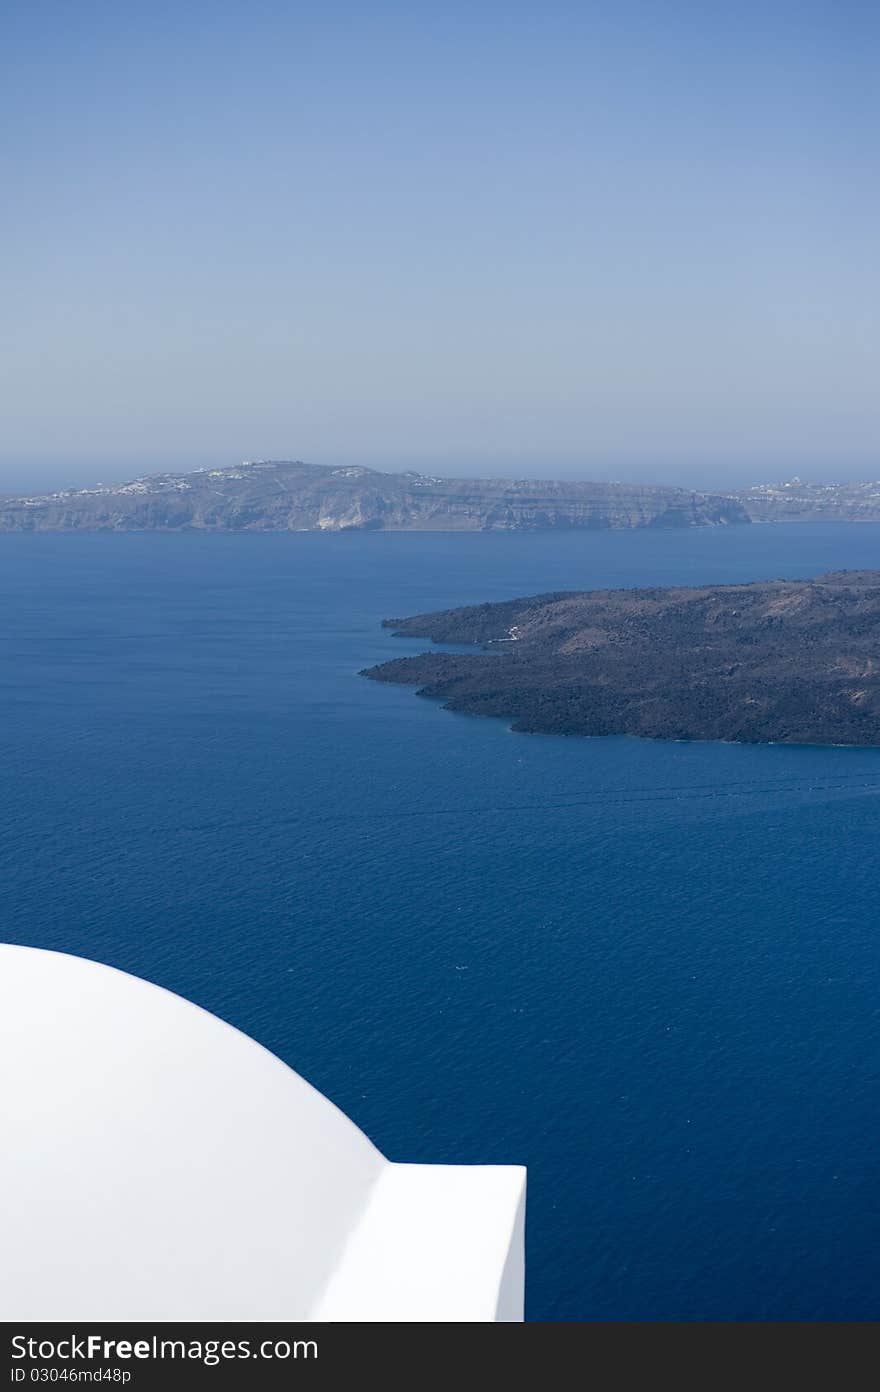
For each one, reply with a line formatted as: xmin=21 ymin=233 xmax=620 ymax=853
xmin=2 ymin=1 xmax=877 ymax=490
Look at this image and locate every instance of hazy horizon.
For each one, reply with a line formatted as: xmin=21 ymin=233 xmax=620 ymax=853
xmin=3 ymin=2 xmax=878 ymax=492
xmin=4 ymin=455 xmax=879 ymax=500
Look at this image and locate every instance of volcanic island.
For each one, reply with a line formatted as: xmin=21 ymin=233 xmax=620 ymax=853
xmin=362 ymin=571 xmax=880 ymax=746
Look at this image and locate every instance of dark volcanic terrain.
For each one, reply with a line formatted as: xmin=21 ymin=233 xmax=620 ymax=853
xmin=363 ymin=571 xmax=880 ymax=745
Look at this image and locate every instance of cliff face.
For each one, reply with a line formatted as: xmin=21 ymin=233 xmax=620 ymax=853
xmin=0 ymin=460 xmax=749 ymax=532
xmin=364 ymin=571 xmax=880 ymax=746
xmin=732 ymin=479 xmax=880 ymax=522
xmin=6 ymin=462 xmax=880 ymax=532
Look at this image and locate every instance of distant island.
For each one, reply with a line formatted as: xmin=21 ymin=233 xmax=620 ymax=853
xmin=0 ymin=460 xmax=746 ymax=532
xmin=3 ymin=461 xmax=880 ymax=533
xmin=362 ymin=571 xmax=880 ymax=746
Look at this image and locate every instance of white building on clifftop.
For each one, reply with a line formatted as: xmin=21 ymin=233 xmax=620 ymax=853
xmin=0 ymin=944 xmax=525 ymax=1321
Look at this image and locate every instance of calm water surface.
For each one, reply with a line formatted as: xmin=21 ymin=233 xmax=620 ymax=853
xmin=2 ymin=524 xmax=879 ymax=1319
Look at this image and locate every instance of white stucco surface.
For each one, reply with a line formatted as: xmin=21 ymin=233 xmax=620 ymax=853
xmin=0 ymin=944 xmax=525 ymax=1321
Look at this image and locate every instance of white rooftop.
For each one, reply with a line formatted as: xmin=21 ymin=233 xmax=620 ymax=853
xmin=0 ymin=944 xmax=525 ymax=1321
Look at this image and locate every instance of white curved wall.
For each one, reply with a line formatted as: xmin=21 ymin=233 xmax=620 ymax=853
xmin=0 ymin=945 xmax=525 ymax=1321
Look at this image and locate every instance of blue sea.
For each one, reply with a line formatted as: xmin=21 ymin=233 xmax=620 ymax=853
xmin=2 ymin=524 xmax=879 ymax=1321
